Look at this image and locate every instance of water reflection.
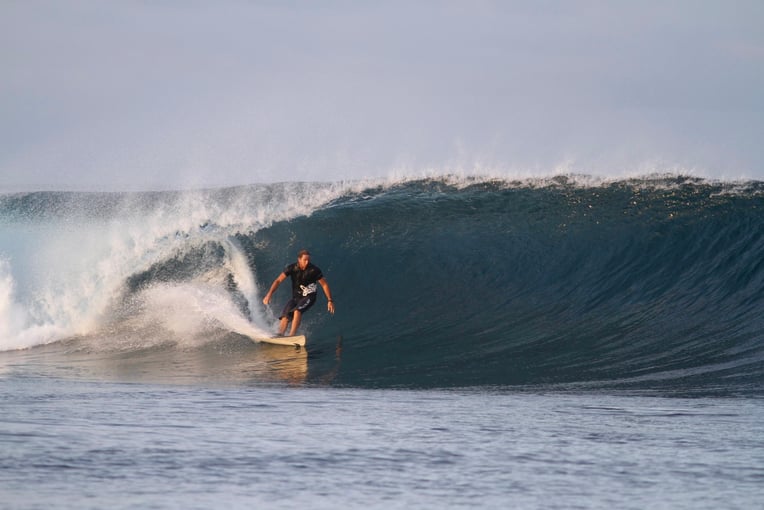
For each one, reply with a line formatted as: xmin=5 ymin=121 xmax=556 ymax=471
xmin=0 ymin=335 xmax=312 ymax=386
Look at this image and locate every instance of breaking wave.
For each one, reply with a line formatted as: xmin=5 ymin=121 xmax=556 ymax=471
xmin=1 ymin=175 xmax=763 ymax=392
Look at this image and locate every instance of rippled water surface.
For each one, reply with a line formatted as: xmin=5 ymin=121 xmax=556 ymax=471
xmin=2 ymin=376 xmax=762 ymax=509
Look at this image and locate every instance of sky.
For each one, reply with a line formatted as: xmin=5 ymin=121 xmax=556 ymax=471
xmin=1 ymin=1 xmax=763 ymax=191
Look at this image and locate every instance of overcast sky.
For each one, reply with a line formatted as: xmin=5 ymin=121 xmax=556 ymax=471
xmin=1 ymin=1 xmax=763 ymax=191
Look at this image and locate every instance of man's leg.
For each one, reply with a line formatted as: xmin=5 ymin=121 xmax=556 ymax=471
xmin=278 ymin=316 xmax=289 ymax=336
xmin=289 ymin=310 xmax=302 ymax=336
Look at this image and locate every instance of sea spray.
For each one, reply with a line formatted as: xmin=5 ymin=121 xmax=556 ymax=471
xmin=0 ymin=258 xmax=64 ymax=350
xmin=0 ymin=182 xmax=367 ymax=350
xmin=0 ymin=259 xmax=25 ymax=345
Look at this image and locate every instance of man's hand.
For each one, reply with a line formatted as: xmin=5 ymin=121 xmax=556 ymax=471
xmin=327 ymin=301 xmax=335 ymax=315
xmin=263 ymin=273 xmax=287 ymax=306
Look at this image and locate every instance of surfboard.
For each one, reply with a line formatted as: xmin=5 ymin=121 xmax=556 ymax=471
xmin=249 ymin=334 xmax=306 ymax=348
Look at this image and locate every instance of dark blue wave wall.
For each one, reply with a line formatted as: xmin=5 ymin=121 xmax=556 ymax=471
xmin=6 ymin=177 xmax=760 ymax=391
xmin=242 ymin=178 xmax=764 ymax=392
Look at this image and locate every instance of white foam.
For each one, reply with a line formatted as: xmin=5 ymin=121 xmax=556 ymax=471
xmin=0 ymin=182 xmax=363 ymax=351
xmin=139 ymin=282 xmax=272 ymax=345
xmin=0 ymin=258 xmax=65 ymax=350
xmin=0 ymin=259 xmax=27 ymax=345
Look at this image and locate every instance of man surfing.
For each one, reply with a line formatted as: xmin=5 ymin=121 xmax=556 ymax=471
xmin=262 ymin=249 xmax=335 ymax=336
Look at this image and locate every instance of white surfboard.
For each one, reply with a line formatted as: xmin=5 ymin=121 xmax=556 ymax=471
xmin=249 ymin=334 xmax=306 ymax=348
xmin=225 ymin=318 xmax=306 ymax=348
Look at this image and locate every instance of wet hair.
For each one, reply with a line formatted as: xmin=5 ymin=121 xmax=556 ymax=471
xmin=298 ymin=249 xmax=311 ymax=259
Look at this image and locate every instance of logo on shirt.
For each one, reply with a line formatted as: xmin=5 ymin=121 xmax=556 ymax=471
xmin=300 ymin=283 xmax=318 ymax=296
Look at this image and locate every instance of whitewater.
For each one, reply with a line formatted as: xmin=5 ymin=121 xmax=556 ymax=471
xmin=0 ymin=181 xmax=354 ymax=351
xmin=2 ymin=174 xmax=763 ymax=509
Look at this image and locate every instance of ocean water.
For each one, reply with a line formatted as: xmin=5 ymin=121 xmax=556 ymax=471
xmin=1 ymin=378 xmax=763 ymax=509
xmin=1 ymin=175 xmax=763 ymax=508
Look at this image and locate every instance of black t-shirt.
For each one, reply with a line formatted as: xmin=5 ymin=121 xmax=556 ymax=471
xmin=283 ymin=262 xmax=324 ymax=299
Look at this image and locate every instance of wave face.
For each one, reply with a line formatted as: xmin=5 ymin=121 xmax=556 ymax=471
xmin=1 ymin=176 xmax=763 ymax=393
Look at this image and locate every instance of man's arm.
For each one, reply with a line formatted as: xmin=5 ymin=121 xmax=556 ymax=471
xmin=319 ymin=277 xmax=335 ymax=315
xmin=262 ymin=273 xmax=287 ymax=305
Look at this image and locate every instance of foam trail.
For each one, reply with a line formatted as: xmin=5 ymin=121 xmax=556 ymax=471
xmin=224 ymin=238 xmax=259 ymax=322
xmin=138 ymin=283 xmax=271 ymax=346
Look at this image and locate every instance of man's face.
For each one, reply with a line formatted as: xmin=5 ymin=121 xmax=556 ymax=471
xmin=298 ymin=254 xmax=310 ymax=270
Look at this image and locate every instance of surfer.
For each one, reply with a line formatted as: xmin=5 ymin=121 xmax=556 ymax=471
xmin=262 ymin=249 xmax=335 ymax=336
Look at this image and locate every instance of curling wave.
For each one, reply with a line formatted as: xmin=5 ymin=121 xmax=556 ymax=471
xmin=1 ymin=175 xmax=763 ymax=392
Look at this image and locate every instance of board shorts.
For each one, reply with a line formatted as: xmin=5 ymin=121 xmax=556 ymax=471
xmin=279 ymin=294 xmax=317 ymax=320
